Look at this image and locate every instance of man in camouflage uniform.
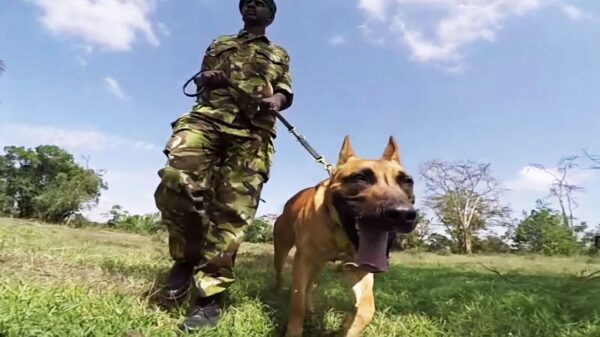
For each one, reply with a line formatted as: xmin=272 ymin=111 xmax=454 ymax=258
xmin=153 ymin=0 xmax=292 ymax=332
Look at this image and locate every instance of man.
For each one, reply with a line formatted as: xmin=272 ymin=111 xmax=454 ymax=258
xmin=153 ymin=0 xmax=292 ymax=332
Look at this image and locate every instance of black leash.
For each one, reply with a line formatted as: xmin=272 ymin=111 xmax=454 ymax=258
xmin=182 ymin=73 xmax=335 ymax=175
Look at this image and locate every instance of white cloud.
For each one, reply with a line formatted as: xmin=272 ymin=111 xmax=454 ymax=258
xmin=358 ymin=0 xmax=388 ymax=21
xmin=560 ymin=4 xmax=587 ymax=21
xmin=104 ymin=76 xmax=127 ymax=100
xmin=357 ymin=0 xmax=587 ymax=70
xmin=330 ymin=34 xmax=346 ymax=46
xmin=506 ymin=165 xmax=593 ymax=193
xmin=29 ymin=0 xmax=160 ymax=52
xmin=0 ymin=124 xmax=158 ymax=152
xmin=359 ymin=23 xmax=386 ymax=46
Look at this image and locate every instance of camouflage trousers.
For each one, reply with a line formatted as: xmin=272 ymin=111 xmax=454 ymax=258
xmin=154 ymin=113 xmax=273 ymax=298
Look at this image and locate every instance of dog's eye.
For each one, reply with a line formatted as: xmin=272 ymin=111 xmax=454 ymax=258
xmin=398 ymin=175 xmax=414 ymax=186
xmin=349 ymin=173 xmax=368 ymax=182
xmin=346 ymin=169 xmax=376 ymax=184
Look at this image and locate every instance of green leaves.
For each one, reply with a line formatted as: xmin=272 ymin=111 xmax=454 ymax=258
xmin=0 ymin=145 xmax=106 ymax=222
xmin=513 ymin=202 xmax=580 ymax=256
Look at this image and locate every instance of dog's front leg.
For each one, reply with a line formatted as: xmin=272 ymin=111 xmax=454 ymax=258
xmin=285 ymin=250 xmax=314 ymax=337
xmin=342 ymin=270 xmax=375 ymax=337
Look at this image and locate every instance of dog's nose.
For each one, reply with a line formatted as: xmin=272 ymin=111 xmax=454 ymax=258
xmin=384 ymin=206 xmax=417 ymax=223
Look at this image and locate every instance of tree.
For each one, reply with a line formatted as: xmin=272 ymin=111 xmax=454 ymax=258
xmin=531 ymin=157 xmax=584 ymax=232
xmin=394 ymin=211 xmax=432 ymax=251
xmin=584 ymin=150 xmax=600 ymax=170
xmin=512 ymin=200 xmax=579 ymax=256
xmin=0 ymin=145 xmax=107 ymax=222
xmin=420 ymin=160 xmax=511 ymax=254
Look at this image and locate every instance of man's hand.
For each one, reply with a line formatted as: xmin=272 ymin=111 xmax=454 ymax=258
xmin=195 ymin=70 xmax=230 ymax=90
xmin=260 ymin=93 xmax=287 ymax=113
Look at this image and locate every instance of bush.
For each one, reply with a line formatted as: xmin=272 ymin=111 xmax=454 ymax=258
xmin=425 ymin=233 xmax=455 ymax=254
xmin=244 ymin=217 xmax=273 ymax=243
xmin=513 ymin=203 xmax=580 ymax=256
xmin=105 ymin=205 xmax=162 ymax=235
xmin=473 ymin=235 xmax=511 ymax=254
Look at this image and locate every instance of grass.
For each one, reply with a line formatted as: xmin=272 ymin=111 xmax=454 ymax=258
xmin=1 ymin=217 xmax=600 ymax=337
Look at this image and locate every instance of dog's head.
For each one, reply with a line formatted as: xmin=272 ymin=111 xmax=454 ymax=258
xmin=326 ymin=135 xmax=417 ymax=272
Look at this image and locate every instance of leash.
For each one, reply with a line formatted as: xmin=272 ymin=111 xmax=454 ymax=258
xmin=183 ymin=72 xmax=335 ymax=176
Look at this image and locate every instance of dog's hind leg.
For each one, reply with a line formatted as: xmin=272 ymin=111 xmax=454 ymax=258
xmin=273 ymin=215 xmax=295 ymax=295
xmin=342 ymin=270 xmax=375 ymax=337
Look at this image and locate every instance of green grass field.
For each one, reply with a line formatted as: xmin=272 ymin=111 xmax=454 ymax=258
xmin=1 ymin=217 xmax=599 ymax=337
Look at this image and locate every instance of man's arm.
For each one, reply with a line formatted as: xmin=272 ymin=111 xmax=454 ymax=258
xmin=194 ymin=39 xmax=229 ymax=90
xmin=262 ymin=50 xmax=294 ymax=112
xmin=273 ymin=51 xmax=294 ymax=111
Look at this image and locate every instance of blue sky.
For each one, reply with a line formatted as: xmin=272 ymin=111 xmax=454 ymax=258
xmin=1 ymin=0 xmax=599 ymax=229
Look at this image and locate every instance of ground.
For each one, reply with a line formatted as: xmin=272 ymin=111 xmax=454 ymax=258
xmin=1 ymin=217 xmax=599 ymax=337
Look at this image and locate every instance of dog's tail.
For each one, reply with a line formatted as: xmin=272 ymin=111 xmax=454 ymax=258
xmin=273 ymin=209 xmax=296 ymax=296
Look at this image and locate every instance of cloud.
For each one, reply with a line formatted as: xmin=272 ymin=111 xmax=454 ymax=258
xmin=29 ymin=0 xmax=160 ymax=52
xmin=104 ymin=76 xmax=127 ymax=100
xmin=506 ymin=165 xmax=593 ymax=193
xmin=358 ymin=0 xmax=388 ymax=21
xmin=357 ymin=0 xmax=587 ymax=70
xmin=0 ymin=124 xmax=158 ymax=152
xmin=330 ymin=34 xmax=346 ymax=46
xmin=560 ymin=4 xmax=588 ymax=21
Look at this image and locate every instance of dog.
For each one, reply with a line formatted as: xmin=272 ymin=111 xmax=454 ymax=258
xmin=273 ymin=135 xmax=417 ymax=337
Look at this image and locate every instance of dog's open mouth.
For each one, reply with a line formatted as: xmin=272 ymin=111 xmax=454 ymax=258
xmin=347 ymin=221 xmax=392 ymax=273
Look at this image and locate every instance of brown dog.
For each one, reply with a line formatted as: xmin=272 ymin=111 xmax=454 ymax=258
xmin=273 ymin=135 xmax=417 ymax=337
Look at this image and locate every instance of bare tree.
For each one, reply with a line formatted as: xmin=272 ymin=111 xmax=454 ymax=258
xmin=531 ymin=156 xmax=584 ymax=231
xmin=584 ymin=150 xmax=600 ymax=170
xmin=420 ymin=160 xmax=510 ymax=255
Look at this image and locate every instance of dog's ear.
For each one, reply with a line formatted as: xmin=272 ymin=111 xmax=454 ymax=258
xmin=381 ymin=136 xmax=402 ymax=164
xmin=338 ymin=135 xmax=356 ymax=165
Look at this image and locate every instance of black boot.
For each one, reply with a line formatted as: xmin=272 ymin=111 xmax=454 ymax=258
xmin=179 ymin=293 xmax=224 ymax=333
xmin=163 ymin=261 xmax=195 ymax=302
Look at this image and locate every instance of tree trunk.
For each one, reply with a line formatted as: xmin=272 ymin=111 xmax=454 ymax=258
xmin=464 ymin=231 xmax=473 ymax=255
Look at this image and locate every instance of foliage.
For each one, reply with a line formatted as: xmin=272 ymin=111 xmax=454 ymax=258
xmin=473 ymin=234 xmax=511 ymax=254
xmin=105 ymin=204 xmax=162 ymax=234
xmin=393 ymin=211 xmax=432 ymax=251
xmin=244 ymin=216 xmax=273 ymax=244
xmin=0 ymin=145 xmax=106 ymax=222
xmin=420 ymin=160 xmax=511 ymax=254
xmin=512 ymin=200 xmax=580 ymax=256
xmin=425 ymin=233 xmax=455 ymax=254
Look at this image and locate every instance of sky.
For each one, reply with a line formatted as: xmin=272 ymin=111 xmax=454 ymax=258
xmin=0 ymin=0 xmax=599 ymax=230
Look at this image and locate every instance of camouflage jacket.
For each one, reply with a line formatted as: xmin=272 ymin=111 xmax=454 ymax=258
xmin=191 ymin=30 xmax=294 ymax=137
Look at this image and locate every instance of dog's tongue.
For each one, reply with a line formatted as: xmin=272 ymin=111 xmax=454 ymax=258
xmin=353 ymin=223 xmax=390 ymax=273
